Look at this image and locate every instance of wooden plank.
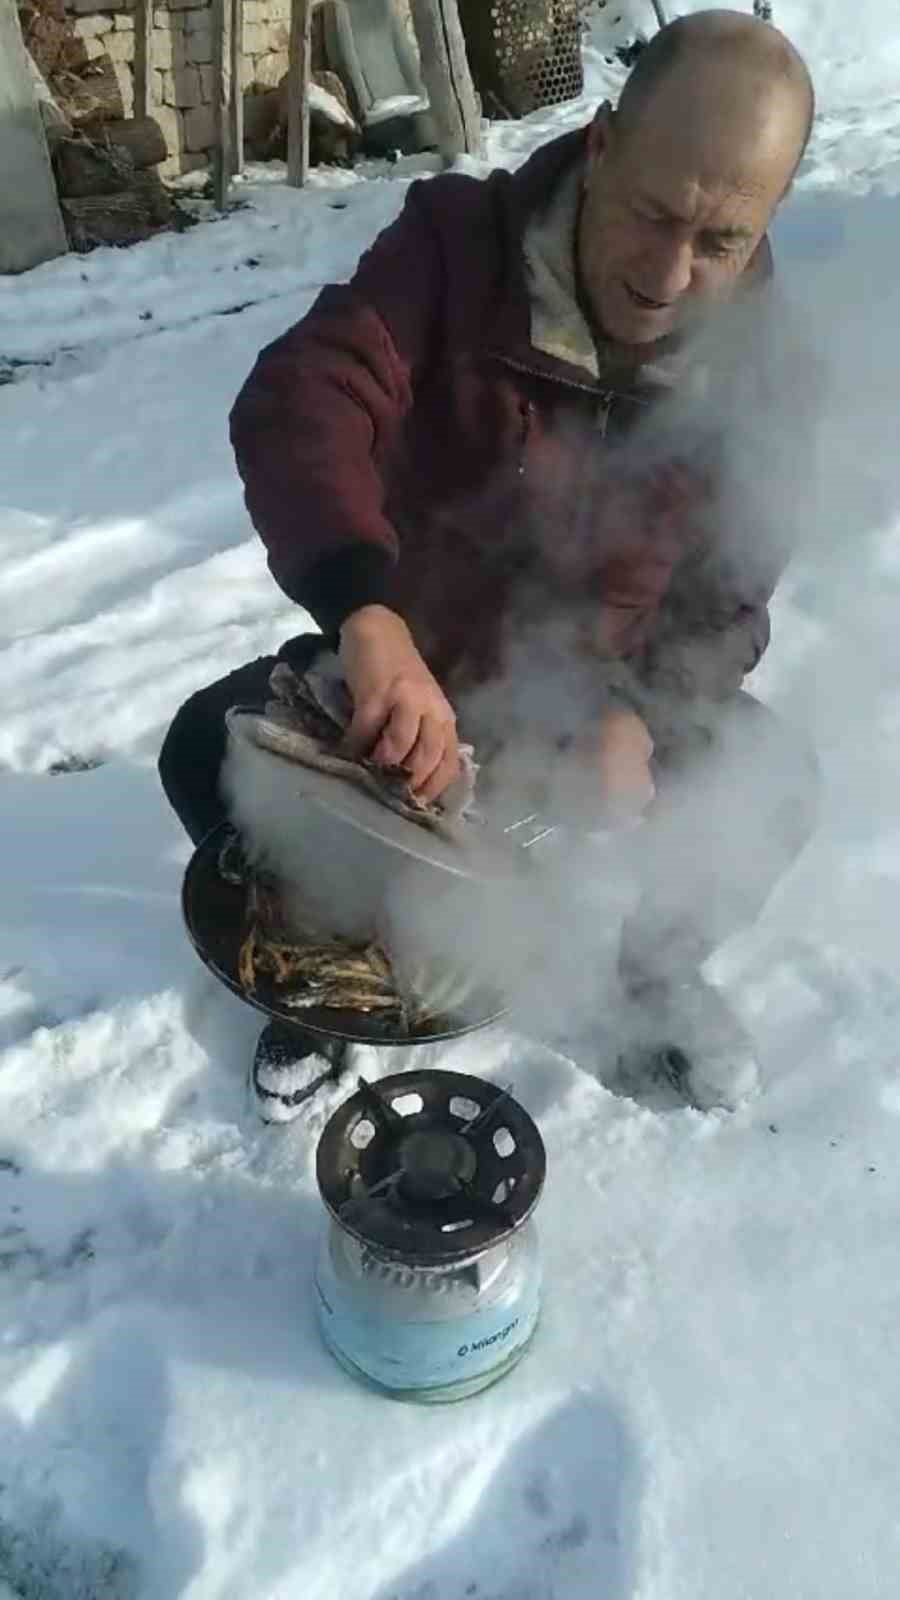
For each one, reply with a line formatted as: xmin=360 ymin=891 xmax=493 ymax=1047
xmin=0 ymin=0 xmax=68 ymax=271
xmin=133 ymin=0 xmax=153 ymax=119
xmin=286 ymin=0 xmax=312 ymax=188
xmin=229 ymin=0 xmax=244 ymax=176
xmin=212 ymin=0 xmax=232 ymax=209
xmin=409 ymin=0 xmax=481 ymax=164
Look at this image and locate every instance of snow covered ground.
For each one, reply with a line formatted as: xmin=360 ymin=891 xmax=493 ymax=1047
xmin=3 ymin=7 xmax=900 ymax=1597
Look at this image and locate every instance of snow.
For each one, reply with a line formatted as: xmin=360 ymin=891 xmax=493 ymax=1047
xmin=365 ymin=93 xmax=430 ymax=126
xmin=308 ymin=80 xmax=357 ymax=130
xmin=3 ymin=12 xmax=900 ymax=1599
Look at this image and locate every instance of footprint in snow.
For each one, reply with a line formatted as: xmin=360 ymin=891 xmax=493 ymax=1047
xmin=372 ymin=1393 xmax=637 ymax=1600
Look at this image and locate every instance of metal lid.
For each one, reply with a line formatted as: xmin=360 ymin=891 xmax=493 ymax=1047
xmin=225 ymin=708 xmax=528 ymax=883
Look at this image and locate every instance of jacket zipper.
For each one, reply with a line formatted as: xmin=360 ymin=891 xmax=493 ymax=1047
xmin=491 ymin=349 xmax=652 ymax=410
xmin=594 ymin=390 xmax=615 ymax=438
xmin=491 ymin=349 xmax=601 ymax=397
xmin=516 ymin=392 xmax=613 ymax=478
xmin=518 ymin=400 xmax=534 ymax=476
xmin=492 ymin=349 xmax=649 ymax=456
xmin=516 ymin=388 xmax=613 ymax=471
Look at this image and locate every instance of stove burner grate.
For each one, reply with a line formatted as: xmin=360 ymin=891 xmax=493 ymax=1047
xmin=316 ymin=1070 xmax=546 ymax=1267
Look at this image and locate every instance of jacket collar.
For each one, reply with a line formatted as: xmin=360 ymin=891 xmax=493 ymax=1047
xmin=522 ymin=155 xmax=600 ymax=378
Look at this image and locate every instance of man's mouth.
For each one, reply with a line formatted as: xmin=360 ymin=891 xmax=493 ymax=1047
xmin=624 ymin=284 xmax=671 ymax=312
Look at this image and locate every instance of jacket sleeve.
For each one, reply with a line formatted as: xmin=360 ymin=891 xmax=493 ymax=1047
xmin=628 ymin=547 xmax=780 ymax=749
xmin=627 ymin=292 xmax=819 ymax=751
xmin=229 ymin=180 xmax=445 ymax=633
xmin=570 ymin=450 xmax=782 ymax=743
xmin=571 ymin=516 xmax=781 ymax=754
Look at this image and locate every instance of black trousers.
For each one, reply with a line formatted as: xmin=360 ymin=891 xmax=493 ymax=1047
xmin=158 ymin=634 xmax=325 ymax=847
xmin=159 ymin=634 xmax=819 ymax=979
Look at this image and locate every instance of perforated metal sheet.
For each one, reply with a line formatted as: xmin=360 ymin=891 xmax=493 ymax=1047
xmin=459 ymin=0 xmax=585 ymax=118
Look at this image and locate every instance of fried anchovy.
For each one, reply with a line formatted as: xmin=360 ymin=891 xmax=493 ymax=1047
xmin=237 ymin=888 xmax=408 ymax=1014
xmin=235 ymin=861 xmax=476 ymax=1031
xmin=238 ymin=926 xmax=259 ymax=992
xmin=283 ymin=988 xmax=404 ymax=1014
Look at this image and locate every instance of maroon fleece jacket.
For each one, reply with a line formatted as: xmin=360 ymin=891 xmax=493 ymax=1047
xmin=230 ymin=127 xmax=811 ymax=736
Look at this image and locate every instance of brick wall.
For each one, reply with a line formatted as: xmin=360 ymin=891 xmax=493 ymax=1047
xmin=66 ymin=0 xmax=290 ymax=174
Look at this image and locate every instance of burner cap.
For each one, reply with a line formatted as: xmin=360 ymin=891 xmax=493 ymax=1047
xmin=397 ymin=1128 xmax=477 ymax=1202
xmin=316 ymin=1069 xmax=546 ymax=1266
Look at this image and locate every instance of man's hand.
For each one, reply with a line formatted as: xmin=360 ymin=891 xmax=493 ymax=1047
xmin=339 ymin=605 xmax=460 ymax=802
xmin=597 ymin=707 xmax=655 ymax=820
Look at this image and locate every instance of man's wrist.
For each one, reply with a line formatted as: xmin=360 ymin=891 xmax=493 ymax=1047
xmin=300 ymin=543 xmax=397 ymax=636
xmin=340 ymin=605 xmax=410 ymax=645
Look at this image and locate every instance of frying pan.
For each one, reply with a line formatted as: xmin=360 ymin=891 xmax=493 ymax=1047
xmin=181 ymin=821 xmax=508 ymax=1046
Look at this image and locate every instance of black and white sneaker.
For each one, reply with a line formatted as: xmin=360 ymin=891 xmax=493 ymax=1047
xmin=616 ymin=973 xmax=760 ymax=1112
xmin=251 ymin=1022 xmax=342 ymax=1123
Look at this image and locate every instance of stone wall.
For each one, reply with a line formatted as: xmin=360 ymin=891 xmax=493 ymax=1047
xmin=64 ymin=0 xmax=290 ymax=175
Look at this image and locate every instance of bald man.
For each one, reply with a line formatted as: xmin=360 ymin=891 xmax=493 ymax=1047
xmin=161 ymin=12 xmax=820 ymax=1115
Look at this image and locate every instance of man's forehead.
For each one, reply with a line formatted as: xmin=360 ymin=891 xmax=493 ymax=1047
xmin=611 ymin=77 xmax=798 ymax=209
xmin=632 ymin=175 xmax=764 ymax=234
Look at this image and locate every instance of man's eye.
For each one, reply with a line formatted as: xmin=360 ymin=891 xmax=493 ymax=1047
xmin=706 ymin=233 xmax=749 ymax=258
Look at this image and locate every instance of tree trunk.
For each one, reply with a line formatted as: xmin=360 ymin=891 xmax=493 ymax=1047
xmin=102 ymin=115 xmax=167 ymax=170
xmin=53 ymin=133 xmax=134 ymax=198
xmin=61 ymin=169 xmax=174 ymax=250
xmin=409 ymin=0 xmax=481 ymax=164
xmin=55 ymin=53 xmax=126 ymax=129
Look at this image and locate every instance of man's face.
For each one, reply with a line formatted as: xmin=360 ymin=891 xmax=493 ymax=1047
xmin=578 ymin=84 xmax=796 ymax=346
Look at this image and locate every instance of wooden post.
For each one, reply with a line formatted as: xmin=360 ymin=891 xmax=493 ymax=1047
xmin=133 ymin=0 xmax=153 ymax=119
xmin=212 ymin=0 xmax=232 ymax=209
xmin=409 ymin=0 xmax=481 ymax=165
xmin=229 ymin=0 xmax=244 ymax=176
xmin=286 ymin=0 xmax=312 ymax=187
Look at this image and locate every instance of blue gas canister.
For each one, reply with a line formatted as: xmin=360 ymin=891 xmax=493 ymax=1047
xmin=314 ymin=1069 xmax=546 ymax=1403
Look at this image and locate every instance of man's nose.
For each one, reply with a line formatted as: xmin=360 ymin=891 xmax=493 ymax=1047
xmin=645 ymin=234 xmax=693 ymax=300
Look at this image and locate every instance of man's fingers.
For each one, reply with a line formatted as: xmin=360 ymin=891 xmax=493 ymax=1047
xmin=417 ymin=744 xmax=462 ymax=805
xmin=600 ymin=707 xmax=654 ymax=763
xmin=406 ymin=713 xmax=451 ymax=787
xmin=343 ymin=697 xmax=389 ymax=759
xmin=372 ymin=702 xmax=421 ymax=768
xmin=406 ymin=716 xmax=458 ymax=796
xmin=602 ymin=771 xmax=656 ymax=825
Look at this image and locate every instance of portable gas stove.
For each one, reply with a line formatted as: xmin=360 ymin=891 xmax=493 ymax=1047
xmin=314 ymin=1068 xmax=546 ymax=1402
